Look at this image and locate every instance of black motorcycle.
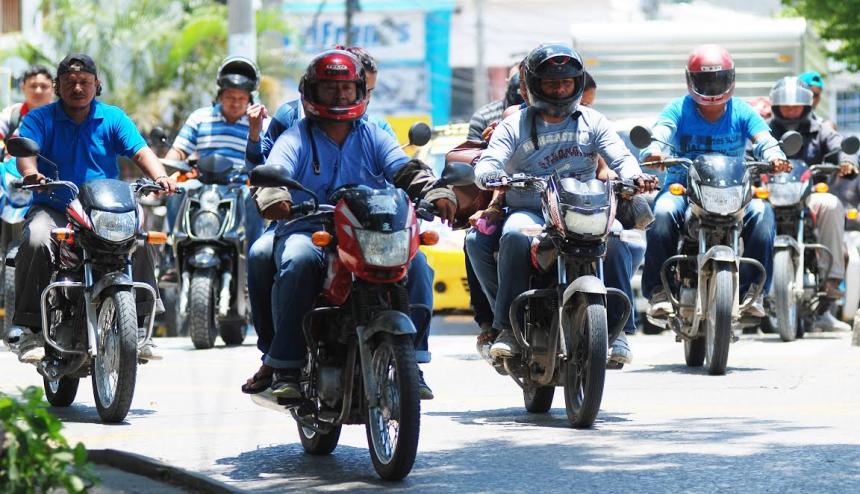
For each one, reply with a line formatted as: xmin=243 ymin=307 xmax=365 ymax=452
xmin=6 ymin=137 xmax=168 ymax=423
xmin=480 ymin=172 xmax=637 ymax=428
xmin=631 ymin=126 xmax=801 ymax=375
xmin=165 ymin=154 xmax=250 ymax=349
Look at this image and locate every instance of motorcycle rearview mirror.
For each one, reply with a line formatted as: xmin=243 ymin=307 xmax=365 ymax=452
xmin=407 ymin=122 xmax=432 ymax=147
xmin=5 ymin=137 xmax=40 ymax=158
xmin=842 ymin=135 xmax=860 ymax=155
xmin=249 ymin=165 xmax=304 ymax=190
xmin=440 ymin=162 xmax=476 ymax=187
xmin=779 ymin=131 xmax=803 ymax=157
xmin=149 ymin=126 xmax=168 ymax=145
xmin=629 ymin=126 xmax=654 ymax=150
xmin=159 ymin=158 xmax=192 ymax=174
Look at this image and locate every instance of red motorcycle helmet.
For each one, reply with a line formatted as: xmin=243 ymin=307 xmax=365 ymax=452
xmin=300 ymin=49 xmax=368 ymax=121
xmin=685 ymin=44 xmax=735 ymax=106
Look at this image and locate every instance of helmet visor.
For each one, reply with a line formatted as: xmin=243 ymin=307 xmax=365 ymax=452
xmin=689 ymin=70 xmax=734 ymax=96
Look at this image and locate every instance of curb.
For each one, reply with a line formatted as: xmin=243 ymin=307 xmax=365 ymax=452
xmin=88 ymin=449 xmax=244 ymax=494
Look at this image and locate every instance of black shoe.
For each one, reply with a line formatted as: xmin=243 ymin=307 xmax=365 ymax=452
xmin=271 ymin=369 xmax=302 ymax=400
xmin=417 ymin=369 xmax=434 ymax=400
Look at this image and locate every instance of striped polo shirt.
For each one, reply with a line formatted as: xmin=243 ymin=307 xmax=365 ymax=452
xmin=172 ymin=103 xmax=252 ymax=170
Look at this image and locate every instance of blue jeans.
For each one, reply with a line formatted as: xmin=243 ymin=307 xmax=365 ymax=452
xmin=264 ymin=231 xmax=434 ymax=369
xmin=642 ymin=192 xmax=775 ymax=300
xmin=464 ymin=209 xmax=638 ymax=334
xmin=464 ymin=239 xmax=494 ymax=327
xmin=247 ymin=226 xmax=276 ymax=358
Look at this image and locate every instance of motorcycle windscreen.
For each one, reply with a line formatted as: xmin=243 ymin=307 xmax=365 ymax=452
xmin=769 ymin=159 xmax=809 ymax=184
xmin=767 ymin=159 xmax=809 ymax=207
xmin=335 ymin=186 xmax=411 ymax=232
xmin=551 ymin=176 xmax=614 ymax=236
xmin=78 ymin=179 xmax=137 ymax=213
xmin=197 ymin=154 xmax=238 ymax=176
xmin=689 ymin=154 xmax=748 ymax=187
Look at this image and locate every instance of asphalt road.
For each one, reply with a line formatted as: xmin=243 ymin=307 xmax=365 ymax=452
xmin=2 ymin=317 xmax=859 ymax=493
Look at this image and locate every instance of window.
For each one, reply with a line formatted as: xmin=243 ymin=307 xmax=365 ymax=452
xmin=1 ymin=0 xmax=22 ymax=33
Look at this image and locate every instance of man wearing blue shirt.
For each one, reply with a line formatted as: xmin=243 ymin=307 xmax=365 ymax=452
xmin=14 ymin=54 xmax=177 ymax=363
xmin=641 ymin=45 xmax=790 ymax=320
xmin=255 ymin=49 xmax=455 ymax=400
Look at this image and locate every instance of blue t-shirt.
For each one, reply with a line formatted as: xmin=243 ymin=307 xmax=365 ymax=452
xmin=264 ymin=117 xmax=409 ymax=235
xmin=19 ymin=100 xmax=146 ymax=209
xmin=641 ymin=95 xmax=770 ymax=186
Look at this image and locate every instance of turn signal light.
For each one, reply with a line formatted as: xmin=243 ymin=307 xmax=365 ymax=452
xmin=312 ymin=231 xmax=332 ymax=247
xmin=754 ymin=187 xmax=770 ymax=199
xmin=50 ymin=228 xmax=74 ymax=243
xmin=420 ymin=230 xmax=440 ymax=246
xmin=814 ymin=183 xmax=830 ymax=193
xmin=145 ymin=231 xmax=168 ymax=244
xmin=848 ymin=209 xmax=859 ymax=220
xmin=669 ymin=183 xmax=686 ymax=196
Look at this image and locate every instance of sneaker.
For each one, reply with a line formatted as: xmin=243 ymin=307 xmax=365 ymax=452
xmin=17 ymin=329 xmax=45 ymax=364
xmin=824 ymin=279 xmax=843 ymax=300
xmin=742 ymin=295 xmax=766 ymax=319
xmin=475 ymin=325 xmax=498 ymax=356
xmin=3 ymin=326 xmax=23 ymax=347
xmin=489 ymin=329 xmax=520 ymax=359
xmin=271 ymin=369 xmax=302 ymax=400
xmin=417 ymin=369 xmax=434 ymax=400
xmin=813 ymin=311 xmax=851 ymax=332
xmin=647 ymin=289 xmax=673 ymax=319
xmin=608 ymin=332 xmax=633 ymax=367
xmin=137 ymin=327 xmax=162 ymax=362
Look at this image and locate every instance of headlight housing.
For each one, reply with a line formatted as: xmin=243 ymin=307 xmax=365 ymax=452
xmin=699 ymin=185 xmax=745 ymax=215
xmin=355 ymin=229 xmax=410 ymax=267
xmin=193 ymin=211 xmax=222 ymax=239
xmin=563 ymin=208 xmax=610 ymax=236
xmin=198 ymin=189 xmax=221 ymax=212
xmin=90 ymin=210 xmax=137 ymax=242
xmin=767 ymin=182 xmax=805 ymax=207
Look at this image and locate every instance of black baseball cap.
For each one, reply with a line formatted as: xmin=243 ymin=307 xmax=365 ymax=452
xmin=57 ymin=54 xmax=98 ymax=78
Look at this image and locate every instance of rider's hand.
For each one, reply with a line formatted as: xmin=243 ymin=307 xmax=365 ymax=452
xmin=469 ymin=204 xmax=503 ymax=228
xmin=481 ymin=121 xmax=499 ymax=142
xmin=838 ymin=162 xmax=858 ymax=177
xmin=246 ymin=104 xmax=268 ymax=141
xmin=633 ymin=173 xmax=659 ymax=194
xmin=433 ymin=198 xmax=457 ymax=226
xmin=22 ymin=172 xmax=46 ymax=186
xmin=642 ymin=154 xmax=665 ymax=170
xmin=261 ymin=200 xmax=292 ymax=221
xmin=770 ymin=158 xmax=792 ymax=174
xmin=155 ymin=175 xmax=178 ymax=195
xmin=597 ymin=168 xmax=619 ymax=181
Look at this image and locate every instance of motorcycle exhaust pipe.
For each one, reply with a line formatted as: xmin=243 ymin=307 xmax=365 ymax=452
xmin=218 ymin=271 xmax=232 ymax=317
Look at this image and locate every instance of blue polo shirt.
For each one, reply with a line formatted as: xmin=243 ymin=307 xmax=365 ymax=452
xmin=19 ymin=100 xmax=146 ymax=209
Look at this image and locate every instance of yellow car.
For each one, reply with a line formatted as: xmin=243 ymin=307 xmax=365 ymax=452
xmin=414 ymin=123 xmax=473 ymax=312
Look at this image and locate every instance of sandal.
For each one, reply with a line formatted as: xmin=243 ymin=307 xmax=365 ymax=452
xmin=241 ymin=364 xmax=274 ymax=394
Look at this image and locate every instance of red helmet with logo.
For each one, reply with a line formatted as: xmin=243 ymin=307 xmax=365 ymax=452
xmin=300 ymin=49 xmax=368 ymax=121
xmin=685 ymin=44 xmax=735 ymax=106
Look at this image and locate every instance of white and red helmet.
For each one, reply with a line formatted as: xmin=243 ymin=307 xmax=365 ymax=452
xmin=299 ymin=49 xmax=368 ymax=122
xmin=685 ymin=44 xmax=735 ymax=106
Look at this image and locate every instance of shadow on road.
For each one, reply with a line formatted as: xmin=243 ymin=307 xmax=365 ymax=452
xmin=624 ymin=363 xmax=766 ymax=374
xmin=49 ymin=403 xmax=156 ymax=425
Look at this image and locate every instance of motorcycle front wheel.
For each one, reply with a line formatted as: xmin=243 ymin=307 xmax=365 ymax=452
xmin=92 ymin=289 xmax=138 ymax=423
xmin=188 ymin=269 xmax=218 ymax=349
xmin=364 ymin=333 xmax=420 ymax=480
xmin=772 ymin=250 xmax=798 ymax=342
xmin=705 ymin=266 xmax=734 ymax=375
xmin=563 ymin=294 xmax=607 ymax=429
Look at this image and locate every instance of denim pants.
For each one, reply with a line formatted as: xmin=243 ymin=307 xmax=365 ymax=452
xmin=464 ymin=239 xmax=494 ymax=328
xmin=247 ymin=226 xmax=276 ymax=358
xmin=641 ymin=192 xmax=775 ymax=300
xmin=263 ymin=231 xmax=434 ymax=369
xmin=464 ymin=209 xmax=640 ymax=334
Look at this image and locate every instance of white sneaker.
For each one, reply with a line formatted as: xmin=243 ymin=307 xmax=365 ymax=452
xmin=17 ymin=329 xmax=45 ymax=364
xmin=813 ymin=312 xmax=851 ymax=332
xmin=138 ymin=327 xmax=162 ymax=362
xmin=609 ymin=333 xmax=633 ymax=366
xmin=647 ymin=289 xmax=673 ymax=319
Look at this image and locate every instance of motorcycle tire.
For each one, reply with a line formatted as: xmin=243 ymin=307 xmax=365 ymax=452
xmin=298 ymin=421 xmax=342 ymax=455
xmin=44 ymin=375 xmax=80 ymax=407
xmin=219 ymin=320 xmax=246 ymax=346
xmin=705 ymin=266 xmax=733 ymax=376
xmin=773 ymin=250 xmax=798 ymax=342
xmin=684 ymin=336 xmax=706 ymax=367
xmin=523 ymin=385 xmax=555 ymax=413
xmin=188 ymin=269 xmax=218 ymax=349
xmin=92 ymin=289 xmax=138 ymax=423
xmin=3 ymin=264 xmax=13 ymax=335
xmin=364 ymin=333 xmax=420 ymax=481
xmin=563 ymin=294 xmax=607 ymax=429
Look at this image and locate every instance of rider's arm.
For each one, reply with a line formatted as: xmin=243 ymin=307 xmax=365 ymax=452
xmin=167 ymin=110 xmax=202 ymax=162
xmin=473 ymin=114 xmax=518 ymax=189
xmin=744 ymin=101 xmax=786 ymax=162
xmin=590 ymin=111 xmax=642 ymax=179
xmin=750 ymin=131 xmax=786 ymax=162
xmin=15 ymin=106 xmax=46 ymax=178
xmin=252 ymin=123 xmax=304 ymax=214
xmin=246 ymin=103 xmax=298 ymax=167
xmin=639 ymin=99 xmax=682 ymax=161
xmin=821 ymin=125 xmax=858 ymax=166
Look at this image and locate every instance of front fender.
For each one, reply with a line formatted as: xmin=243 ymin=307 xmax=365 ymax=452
xmin=91 ymin=272 xmax=134 ymax=302
xmin=774 ymin=235 xmax=801 ymax=256
xmin=562 ymin=275 xmax=606 ymax=309
xmin=359 ymin=310 xmax=416 ymax=343
xmin=699 ymin=245 xmax=737 ymax=268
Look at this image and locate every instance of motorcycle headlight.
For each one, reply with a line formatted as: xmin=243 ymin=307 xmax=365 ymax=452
xmin=198 ymin=189 xmax=221 ymax=212
xmin=768 ymin=182 xmax=805 ymax=207
xmin=355 ymin=229 xmax=410 ymax=267
xmin=563 ymin=209 xmax=610 ymax=236
xmin=5 ymin=175 xmax=31 ymax=207
xmin=90 ymin=210 xmax=137 ymax=242
xmin=193 ymin=211 xmax=222 ymax=239
xmin=699 ymin=185 xmax=745 ymax=215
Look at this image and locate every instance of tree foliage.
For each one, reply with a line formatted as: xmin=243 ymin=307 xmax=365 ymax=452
xmin=783 ymin=1 xmax=860 ymax=71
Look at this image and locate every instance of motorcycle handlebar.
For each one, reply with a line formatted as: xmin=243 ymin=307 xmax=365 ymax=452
xmin=20 ymin=179 xmax=80 ymax=196
xmin=641 ymin=157 xmax=693 ymax=169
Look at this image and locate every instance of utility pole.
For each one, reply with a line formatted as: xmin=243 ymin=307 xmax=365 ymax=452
xmin=473 ymin=0 xmax=487 ymax=108
xmin=345 ymin=0 xmax=361 ymax=46
xmin=228 ymin=0 xmax=256 ymax=62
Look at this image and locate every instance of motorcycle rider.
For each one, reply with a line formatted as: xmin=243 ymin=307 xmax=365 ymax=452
xmin=13 ymin=54 xmax=177 ymax=363
xmin=467 ymin=43 xmax=657 ymax=363
xmin=0 ymin=65 xmax=54 ymax=148
xmin=767 ymin=76 xmax=856 ymax=332
xmin=240 ymin=46 xmax=399 ymax=395
xmin=468 ymin=64 xmax=525 ymax=142
xmin=257 ymin=49 xmax=456 ymax=400
xmin=643 ymin=44 xmax=791 ymax=320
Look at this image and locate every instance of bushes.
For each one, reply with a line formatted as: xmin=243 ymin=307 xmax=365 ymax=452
xmin=0 ymin=387 xmax=97 ymax=493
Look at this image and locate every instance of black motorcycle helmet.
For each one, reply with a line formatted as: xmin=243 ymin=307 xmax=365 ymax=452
xmin=770 ymin=76 xmax=814 ymax=125
xmin=216 ymin=56 xmax=260 ymax=96
xmin=524 ymin=43 xmax=585 ymax=118
xmin=504 ymin=72 xmax=525 ymax=108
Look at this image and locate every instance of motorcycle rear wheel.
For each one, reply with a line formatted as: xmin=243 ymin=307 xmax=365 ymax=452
xmin=219 ymin=320 xmax=246 ymax=346
xmin=364 ymin=333 xmax=420 ymax=480
xmin=298 ymin=422 xmax=342 ymax=455
xmin=44 ymin=375 xmax=80 ymax=407
xmin=92 ymin=289 xmax=138 ymax=423
xmin=523 ymin=385 xmax=555 ymax=413
xmin=188 ymin=269 xmax=218 ymax=349
xmin=684 ymin=336 xmax=706 ymax=367
xmin=3 ymin=264 xmax=13 ymax=335
xmin=705 ymin=266 xmax=733 ymax=375
xmin=563 ymin=294 xmax=607 ymax=429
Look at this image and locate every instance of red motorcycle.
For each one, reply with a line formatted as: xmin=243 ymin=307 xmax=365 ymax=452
xmin=248 ymin=161 xmax=473 ymax=480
